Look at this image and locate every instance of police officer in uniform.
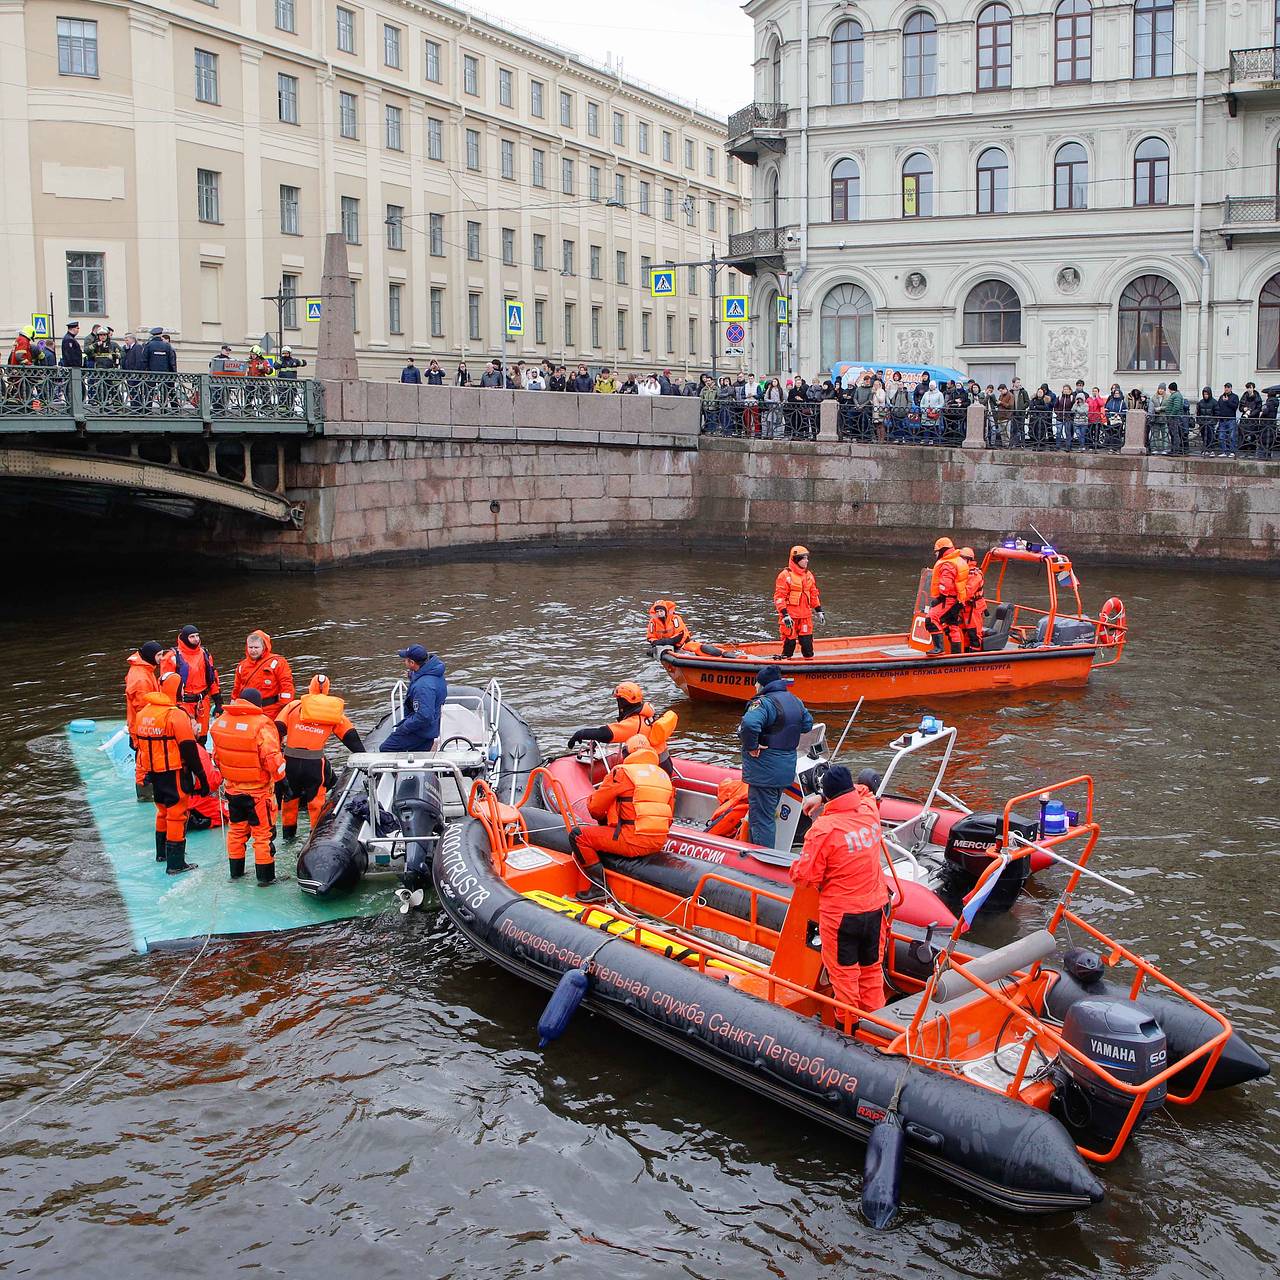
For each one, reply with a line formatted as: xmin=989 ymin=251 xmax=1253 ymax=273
xmin=737 ymin=665 xmax=813 ymax=849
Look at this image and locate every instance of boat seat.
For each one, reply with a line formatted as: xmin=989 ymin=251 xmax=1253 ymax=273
xmin=981 ymin=602 xmax=1014 ymax=651
xmin=866 ymin=929 xmax=1057 ymax=1034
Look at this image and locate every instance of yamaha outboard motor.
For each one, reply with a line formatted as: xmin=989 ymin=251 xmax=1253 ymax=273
xmin=942 ymin=810 xmax=1038 ymax=912
xmin=395 ymin=771 xmax=446 ymax=893
xmin=1050 ymin=998 xmax=1168 ymax=1148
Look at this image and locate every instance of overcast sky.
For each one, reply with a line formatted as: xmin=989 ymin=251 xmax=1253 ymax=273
xmin=465 ymin=0 xmax=755 ymax=118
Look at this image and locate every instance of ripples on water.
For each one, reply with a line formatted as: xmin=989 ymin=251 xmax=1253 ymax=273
xmin=0 ymin=551 xmax=1276 ymax=1278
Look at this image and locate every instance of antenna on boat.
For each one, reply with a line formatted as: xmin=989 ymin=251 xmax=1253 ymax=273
xmin=1028 ymin=521 xmax=1054 ymax=550
xmin=829 ymin=697 xmax=865 ymax=760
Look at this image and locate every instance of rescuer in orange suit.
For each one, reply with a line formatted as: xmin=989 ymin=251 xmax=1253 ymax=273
xmin=706 ymin=777 xmax=750 ymax=841
xmin=161 ymin=624 xmax=221 ymax=737
xmin=573 ymin=735 xmax=675 ymax=877
xmin=647 ymin=600 xmax=692 ymax=650
xmin=791 ymin=765 xmax=890 ymax=1012
xmin=567 ymin=682 xmax=678 ymax=767
xmin=133 ymin=673 xmax=209 ymax=875
xmin=274 ymin=674 xmax=365 ymax=840
xmin=958 ymin=547 xmax=987 ymax=652
xmin=774 ymin=545 xmax=824 ymax=659
xmin=185 ymin=743 xmax=226 ymax=831
xmin=124 ymin=640 xmax=164 ymax=798
xmin=210 ymin=687 xmax=286 ymax=885
xmin=925 ymin=538 xmax=969 ymax=654
xmin=231 ymin=630 xmax=295 ymax=715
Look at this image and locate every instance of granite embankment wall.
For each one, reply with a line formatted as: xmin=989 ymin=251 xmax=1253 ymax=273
xmin=214 ymin=383 xmax=1278 ymax=570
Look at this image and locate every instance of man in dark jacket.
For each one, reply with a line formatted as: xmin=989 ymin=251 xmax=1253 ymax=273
xmin=1194 ymin=387 xmax=1217 ymax=455
xmin=276 ymin=346 xmax=307 ymax=379
xmin=401 ymin=358 xmax=422 ymax=383
xmin=60 ymin=321 xmax=83 ymax=368
xmin=1215 ymin=382 xmax=1240 ymax=456
xmin=479 ymin=361 xmax=503 ymax=388
xmin=738 ymin=666 xmax=814 ymax=849
xmin=547 ymin=366 xmax=567 ymax=392
xmin=1238 ymin=381 xmax=1263 ymax=454
xmin=142 ymin=327 xmax=176 ymax=372
xmin=570 ymin=364 xmax=594 ymax=393
xmin=382 ymin=645 xmax=448 ymax=752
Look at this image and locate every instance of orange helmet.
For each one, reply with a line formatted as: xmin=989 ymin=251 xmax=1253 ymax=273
xmin=934 ymin=537 xmax=955 ymax=553
xmin=623 ymin=734 xmax=651 ymax=756
xmin=613 ymin=681 xmax=644 ymax=705
xmin=157 ymin=670 xmax=181 ymax=703
xmin=308 ymin=674 xmax=330 ymax=695
xmin=790 ymin=545 xmax=810 ymax=561
xmin=959 ymin=547 xmax=977 ymax=562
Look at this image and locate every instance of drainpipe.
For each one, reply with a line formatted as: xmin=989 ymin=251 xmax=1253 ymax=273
xmin=790 ymin=0 xmax=810 ymax=375
xmin=1191 ymin=0 xmax=1211 ymax=386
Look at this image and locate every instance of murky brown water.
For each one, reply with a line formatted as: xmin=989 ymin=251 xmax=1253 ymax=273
xmin=0 ymin=549 xmax=1276 ymax=1278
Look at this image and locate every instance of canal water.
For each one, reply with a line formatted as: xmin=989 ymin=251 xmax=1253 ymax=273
xmin=0 ymin=549 xmax=1276 ymax=1278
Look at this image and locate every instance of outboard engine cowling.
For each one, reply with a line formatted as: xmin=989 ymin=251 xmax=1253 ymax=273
xmin=942 ymin=811 xmax=1037 ymax=911
xmin=1051 ymin=997 xmax=1168 ymax=1149
xmin=395 ymin=771 xmax=446 ymax=893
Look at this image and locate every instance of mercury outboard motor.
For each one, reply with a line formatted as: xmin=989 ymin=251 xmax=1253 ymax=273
xmin=942 ymin=810 xmax=1038 ymax=911
xmin=1050 ymin=997 xmax=1168 ymax=1149
xmin=395 ymin=771 xmax=446 ymax=893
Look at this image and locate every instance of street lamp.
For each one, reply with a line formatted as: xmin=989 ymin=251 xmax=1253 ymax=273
xmin=604 ymin=197 xmax=625 ymax=209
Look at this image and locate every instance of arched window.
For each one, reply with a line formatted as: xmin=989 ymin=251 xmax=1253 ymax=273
xmin=902 ymin=152 xmax=934 ymax=218
xmin=831 ymin=20 xmax=864 ymax=105
xmin=832 ymin=158 xmax=860 ymax=221
xmin=763 ymin=286 xmax=783 ymax=373
xmin=1134 ymin=137 xmax=1170 ymax=206
xmin=820 ymin=283 xmax=873 ymax=367
xmin=977 ymin=4 xmax=1012 ymax=91
xmin=903 ymin=11 xmax=938 ymax=99
xmin=1055 ymin=0 xmax=1092 ymax=84
xmin=1258 ymin=273 xmax=1280 ymax=369
xmin=769 ymin=39 xmax=782 ymax=102
xmin=1134 ymin=0 xmax=1173 ymax=78
xmin=1118 ymin=274 xmax=1180 ymax=371
xmin=769 ymin=171 xmax=781 ymax=227
xmin=963 ymin=280 xmax=1021 ymax=344
xmin=1054 ymin=142 xmax=1088 ymax=210
xmin=976 ymin=148 xmax=1009 ymax=214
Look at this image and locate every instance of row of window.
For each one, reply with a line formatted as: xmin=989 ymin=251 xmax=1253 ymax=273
xmin=53 ymin=18 xmax=731 ymax=182
xmin=795 ymin=136 xmax=1172 ymax=225
xmin=817 ymin=273 xmax=1198 ymax=371
xmin=785 ymin=0 xmax=1176 ymax=106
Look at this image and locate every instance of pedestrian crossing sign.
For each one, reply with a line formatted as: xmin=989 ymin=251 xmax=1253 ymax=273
xmin=505 ymin=300 xmax=524 ymax=337
xmin=776 ymin=296 xmax=789 ymax=325
xmin=649 ymin=269 xmax=676 ymax=298
xmin=305 ymin=299 xmax=322 ymax=322
xmin=31 ymin=313 xmax=51 ymax=339
xmin=722 ymin=295 xmax=749 ymax=322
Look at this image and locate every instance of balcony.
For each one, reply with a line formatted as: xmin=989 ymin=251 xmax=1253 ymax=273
xmin=1227 ymin=47 xmax=1280 ymax=114
xmin=725 ymin=226 xmax=788 ymax=276
xmin=1220 ymin=196 xmax=1280 ymax=247
xmin=726 ymin=101 xmax=787 ymax=164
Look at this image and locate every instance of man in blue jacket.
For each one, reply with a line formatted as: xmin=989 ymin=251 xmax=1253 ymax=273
xmin=738 ymin=665 xmax=813 ymax=849
xmin=382 ymin=645 xmax=447 ymax=751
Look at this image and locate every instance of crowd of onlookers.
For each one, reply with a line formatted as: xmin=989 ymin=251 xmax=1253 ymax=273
xmin=395 ymin=357 xmax=1276 ymax=456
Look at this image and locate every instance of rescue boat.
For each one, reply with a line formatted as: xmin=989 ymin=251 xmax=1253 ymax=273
xmin=657 ymin=541 xmax=1127 ymax=708
xmin=295 ymin=680 xmax=539 ymax=897
xmin=434 ymin=770 xmax=1268 ymax=1216
xmin=542 ymin=716 xmax=1058 ymax=926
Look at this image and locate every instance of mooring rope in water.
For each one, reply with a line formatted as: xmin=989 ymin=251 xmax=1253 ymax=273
xmin=0 ymin=789 xmax=230 ymax=1140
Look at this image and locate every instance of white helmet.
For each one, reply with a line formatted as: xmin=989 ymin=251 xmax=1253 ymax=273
xmin=282 ymin=345 xmax=292 ymax=354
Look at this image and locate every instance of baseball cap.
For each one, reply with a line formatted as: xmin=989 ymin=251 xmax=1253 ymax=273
xmin=398 ymin=644 xmax=429 ymax=662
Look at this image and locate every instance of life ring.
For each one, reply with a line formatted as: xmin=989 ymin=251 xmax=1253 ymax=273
xmin=1098 ymin=596 xmax=1126 ymax=645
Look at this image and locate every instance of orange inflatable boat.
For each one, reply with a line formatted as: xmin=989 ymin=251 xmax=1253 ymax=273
xmin=657 ymin=542 xmax=1127 ymax=708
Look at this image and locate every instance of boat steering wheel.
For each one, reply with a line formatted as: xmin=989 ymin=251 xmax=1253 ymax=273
xmin=437 ymin=735 xmax=481 ymax=752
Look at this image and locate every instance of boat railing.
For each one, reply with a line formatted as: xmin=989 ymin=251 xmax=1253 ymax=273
xmin=687 ymin=870 xmax=791 ymax=950
xmin=895 ymin=795 xmax=1234 ymax=1161
xmin=390 ymin=678 xmax=406 ymax=725
xmin=346 ymin=753 xmax=473 ymax=853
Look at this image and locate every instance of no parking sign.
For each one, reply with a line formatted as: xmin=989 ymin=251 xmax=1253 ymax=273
xmin=725 ymin=322 xmax=745 ymax=345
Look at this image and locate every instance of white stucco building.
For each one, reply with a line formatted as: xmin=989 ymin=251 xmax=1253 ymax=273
xmin=727 ymin=0 xmax=1280 ymax=393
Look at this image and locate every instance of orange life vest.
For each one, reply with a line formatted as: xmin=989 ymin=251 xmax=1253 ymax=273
xmin=647 ymin=601 xmax=691 ymax=647
xmin=232 ymin=631 xmax=294 ymax=708
xmin=599 ymin=748 xmax=674 ymax=839
xmin=163 ymin=640 xmax=218 ymax=702
xmin=607 ymin=704 xmax=677 ymax=752
xmin=707 ymin=778 xmax=750 ymax=841
xmin=210 ymin=699 xmax=285 ymax=792
xmin=929 ymin=550 xmax=968 ymax=602
xmin=124 ymin=653 xmax=160 ymax=734
xmin=279 ymin=693 xmax=354 ymax=759
xmin=963 ymin=565 xmax=986 ymax=620
xmin=133 ymin=692 xmax=195 ymax=773
xmin=774 ymin=562 xmax=820 ymax=616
